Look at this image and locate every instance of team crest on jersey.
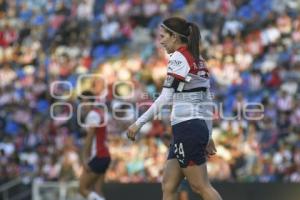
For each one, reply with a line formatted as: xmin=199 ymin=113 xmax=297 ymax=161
xmin=168 ymin=60 xmax=182 ymax=68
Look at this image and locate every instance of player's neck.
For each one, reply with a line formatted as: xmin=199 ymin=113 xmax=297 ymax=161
xmin=174 ymin=43 xmax=187 ymax=51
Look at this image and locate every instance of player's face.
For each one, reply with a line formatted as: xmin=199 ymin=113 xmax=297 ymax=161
xmin=159 ymin=27 xmax=176 ymax=54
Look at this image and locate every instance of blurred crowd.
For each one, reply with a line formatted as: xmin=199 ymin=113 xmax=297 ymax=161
xmin=1 ymin=0 xmax=300 ymax=186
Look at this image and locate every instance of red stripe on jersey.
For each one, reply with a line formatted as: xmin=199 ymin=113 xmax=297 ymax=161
xmin=93 ymin=108 xmax=110 ymax=158
xmin=167 ymin=72 xmax=185 ymax=81
xmin=177 ymin=46 xmax=209 ymax=77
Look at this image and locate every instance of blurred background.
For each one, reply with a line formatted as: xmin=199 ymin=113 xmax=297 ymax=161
xmin=0 ymin=0 xmax=300 ymax=200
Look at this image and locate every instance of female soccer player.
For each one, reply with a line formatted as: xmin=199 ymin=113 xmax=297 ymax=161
xmin=127 ymin=17 xmax=222 ymax=200
xmin=79 ymin=91 xmax=111 ymax=200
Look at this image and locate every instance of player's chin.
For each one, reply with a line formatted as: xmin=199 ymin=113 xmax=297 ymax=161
xmin=165 ymin=48 xmax=172 ymax=54
xmin=165 ymin=47 xmax=175 ymax=54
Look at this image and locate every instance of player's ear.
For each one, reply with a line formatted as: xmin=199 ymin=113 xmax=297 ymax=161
xmin=173 ymin=34 xmax=181 ymax=42
xmin=171 ymin=33 xmax=178 ymax=40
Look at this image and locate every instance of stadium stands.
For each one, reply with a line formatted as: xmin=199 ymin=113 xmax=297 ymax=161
xmin=0 ymin=0 xmax=300 ymax=186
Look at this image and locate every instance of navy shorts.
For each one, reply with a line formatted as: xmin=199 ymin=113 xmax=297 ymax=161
xmin=88 ymin=157 xmax=111 ymax=174
xmin=167 ymin=119 xmax=209 ymax=168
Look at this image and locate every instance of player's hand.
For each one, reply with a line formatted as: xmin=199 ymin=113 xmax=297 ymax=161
xmin=127 ymin=123 xmax=141 ymax=141
xmin=206 ymin=139 xmax=217 ymax=157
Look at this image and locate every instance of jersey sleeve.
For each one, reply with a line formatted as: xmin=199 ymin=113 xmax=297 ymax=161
xmin=135 ymin=87 xmax=174 ymax=127
xmin=166 ymin=51 xmax=190 ymax=81
xmin=85 ymin=110 xmax=101 ymax=126
xmin=163 ymin=51 xmax=190 ymax=89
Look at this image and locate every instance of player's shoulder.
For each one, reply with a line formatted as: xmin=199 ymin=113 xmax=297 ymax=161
xmin=168 ymin=51 xmax=189 ymax=68
xmin=170 ymin=51 xmax=186 ymax=61
xmin=85 ymin=109 xmax=101 ymax=125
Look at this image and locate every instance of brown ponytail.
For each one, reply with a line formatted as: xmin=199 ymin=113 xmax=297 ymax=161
xmin=187 ymin=22 xmax=200 ymax=64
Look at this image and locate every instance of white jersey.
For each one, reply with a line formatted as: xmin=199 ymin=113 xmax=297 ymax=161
xmin=85 ymin=109 xmax=110 ymax=159
xmin=165 ymin=47 xmax=213 ymax=129
xmin=85 ymin=110 xmax=101 ymax=159
xmin=136 ymin=46 xmax=213 ymax=138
